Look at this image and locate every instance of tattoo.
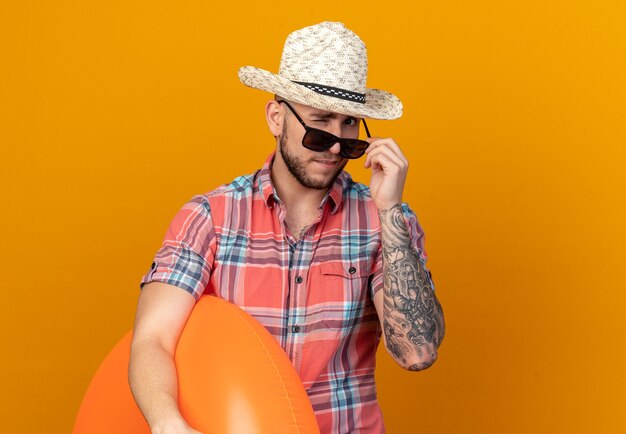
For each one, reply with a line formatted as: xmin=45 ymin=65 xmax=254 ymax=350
xmin=408 ymin=361 xmax=434 ymax=371
xmin=298 ymin=225 xmax=311 ymax=241
xmin=383 ymin=318 xmax=411 ymax=363
xmin=379 ymin=204 xmax=445 ymax=368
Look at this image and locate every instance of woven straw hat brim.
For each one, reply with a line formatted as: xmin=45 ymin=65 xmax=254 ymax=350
xmin=239 ymin=66 xmax=403 ymax=120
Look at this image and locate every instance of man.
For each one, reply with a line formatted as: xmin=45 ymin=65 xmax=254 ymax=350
xmin=129 ymin=21 xmax=445 ymax=434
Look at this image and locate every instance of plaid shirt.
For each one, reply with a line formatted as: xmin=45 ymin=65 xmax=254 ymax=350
xmin=140 ymin=152 xmax=434 ymax=434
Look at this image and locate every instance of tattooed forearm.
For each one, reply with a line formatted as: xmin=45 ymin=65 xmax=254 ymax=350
xmin=379 ymin=204 xmax=445 ymax=370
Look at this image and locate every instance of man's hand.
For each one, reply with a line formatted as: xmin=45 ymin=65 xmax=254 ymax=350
xmin=364 ymin=137 xmax=409 ymax=210
xmin=151 ymin=418 xmax=203 ymax=434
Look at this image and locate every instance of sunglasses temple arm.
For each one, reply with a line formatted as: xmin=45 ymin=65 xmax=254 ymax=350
xmin=362 ymin=118 xmax=371 ymax=138
xmin=278 ymin=100 xmax=310 ymax=130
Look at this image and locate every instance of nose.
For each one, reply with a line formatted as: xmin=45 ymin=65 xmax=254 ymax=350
xmin=329 ymin=142 xmax=341 ymax=154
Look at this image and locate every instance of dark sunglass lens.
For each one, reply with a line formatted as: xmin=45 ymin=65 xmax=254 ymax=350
xmin=303 ymin=129 xmax=369 ymax=159
xmin=340 ymin=140 xmax=369 ymax=159
xmin=303 ymin=129 xmax=338 ymax=151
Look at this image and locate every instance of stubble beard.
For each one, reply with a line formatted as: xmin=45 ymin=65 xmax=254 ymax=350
xmin=278 ymin=123 xmax=346 ymax=190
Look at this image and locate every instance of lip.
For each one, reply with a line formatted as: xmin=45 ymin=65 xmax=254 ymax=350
xmin=314 ymin=160 xmax=340 ymax=166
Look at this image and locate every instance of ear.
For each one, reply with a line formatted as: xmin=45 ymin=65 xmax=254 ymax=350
xmin=265 ymin=100 xmax=284 ymax=137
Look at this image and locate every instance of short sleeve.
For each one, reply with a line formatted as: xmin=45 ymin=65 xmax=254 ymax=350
xmin=139 ymin=194 xmax=216 ymax=300
xmin=369 ymin=202 xmax=435 ymax=300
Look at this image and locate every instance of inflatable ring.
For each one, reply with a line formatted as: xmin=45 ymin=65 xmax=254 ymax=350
xmin=73 ymin=295 xmax=320 ymax=433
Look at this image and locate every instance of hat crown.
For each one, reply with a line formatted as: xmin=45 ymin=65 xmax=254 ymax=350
xmin=278 ymin=21 xmax=368 ymax=94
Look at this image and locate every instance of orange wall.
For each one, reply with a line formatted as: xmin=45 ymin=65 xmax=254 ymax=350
xmin=1 ymin=1 xmax=625 ymax=433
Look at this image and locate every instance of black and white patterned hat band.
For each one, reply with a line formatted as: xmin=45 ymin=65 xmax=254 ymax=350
xmin=293 ymin=81 xmax=366 ymax=104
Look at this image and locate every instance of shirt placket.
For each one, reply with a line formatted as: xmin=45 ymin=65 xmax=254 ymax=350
xmin=287 ymin=238 xmax=307 ymax=373
xmin=277 ymin=203 xmax=326 ymax=374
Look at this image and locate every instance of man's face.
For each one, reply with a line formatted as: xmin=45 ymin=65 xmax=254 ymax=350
xmin=277 ymin=101 xmax=361 ymax=190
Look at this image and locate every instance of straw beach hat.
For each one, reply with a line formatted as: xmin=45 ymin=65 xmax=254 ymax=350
xmin=238 ymin=21 xmax=403 ymax=120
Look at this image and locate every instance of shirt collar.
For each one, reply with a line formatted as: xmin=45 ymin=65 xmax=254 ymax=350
xmin=258 ymin=152 xmax=350 ymax=215
xmin=259 ymin=153 xmax=278 ymax=208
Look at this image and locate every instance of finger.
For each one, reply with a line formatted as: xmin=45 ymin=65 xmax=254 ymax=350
xmin=381 ymin=139 xmax=408 ymax=164
xmin=365 ymin=145 xmax=402 ymax=169
xmin=364 ymin=145 xmax=386 ymax=168
xmin=364 ymin=137 xmax=384 ymax=154
xmin=368 ymin=151 xmax=400 ymax=174
xmin=371 ymin=138 xmax=407 ymax=165
xmin=365 ymin=138 xmax=407 ymax=165
xmin=365 ymin=145 xmax=406 ymax=171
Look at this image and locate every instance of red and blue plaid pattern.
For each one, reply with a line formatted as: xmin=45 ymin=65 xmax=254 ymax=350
xmin=140 ymin=152 xmax=433 ymax=434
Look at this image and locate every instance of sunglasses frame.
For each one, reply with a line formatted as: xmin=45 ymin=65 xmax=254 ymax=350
xmin=278 ymin=100 xmax=372 ymax=159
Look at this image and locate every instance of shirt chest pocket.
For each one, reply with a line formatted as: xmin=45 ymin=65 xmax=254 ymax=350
xmin=319 ymin=261 xmax=372 ymax=330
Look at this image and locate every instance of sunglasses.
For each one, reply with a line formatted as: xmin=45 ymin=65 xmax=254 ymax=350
xmin=278 ymin=100 xmax=372 ymax=159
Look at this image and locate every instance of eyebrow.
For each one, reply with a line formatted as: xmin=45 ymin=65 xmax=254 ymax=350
xmin=309 ymin=110 xmax=357 ymax=120
xmin=309 ymin=110 xmax=336 ymax=119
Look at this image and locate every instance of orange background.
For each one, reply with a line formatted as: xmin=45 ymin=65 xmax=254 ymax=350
xmin=1 ymin=1 xmax=625 ymax=433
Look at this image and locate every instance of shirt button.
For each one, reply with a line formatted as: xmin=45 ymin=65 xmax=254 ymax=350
xmin=295 ymin=275 xmax=303 ymax=284
xmin=348 ymin=267 xmax=357 ymax=274
xmin=292 ymin=325 xmax=300 ymax=333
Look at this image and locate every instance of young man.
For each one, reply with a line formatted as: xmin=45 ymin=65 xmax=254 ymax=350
xmin=129 ymin=21 xmax=445 ymax=434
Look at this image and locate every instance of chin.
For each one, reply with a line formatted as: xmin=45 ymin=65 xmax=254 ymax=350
xmin=309 ymin=169 xmax=344 ymax=190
